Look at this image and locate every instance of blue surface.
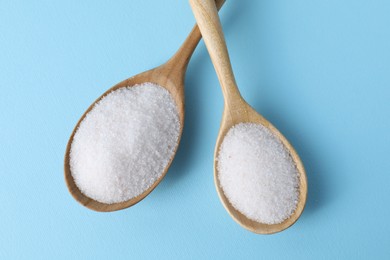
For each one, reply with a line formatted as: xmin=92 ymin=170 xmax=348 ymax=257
xmin=1 ymin=0 xmax=390 ymax=259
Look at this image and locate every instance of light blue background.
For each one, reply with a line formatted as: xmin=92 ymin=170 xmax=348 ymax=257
xmin=1 ymin=0 xmax=389 ymax=259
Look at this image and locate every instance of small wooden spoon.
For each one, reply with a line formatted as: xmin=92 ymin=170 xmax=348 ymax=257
xmin=190 ymin=0 xmax=307 ymax=234
xmin=64 ymin=0 xmax=226 ymax=212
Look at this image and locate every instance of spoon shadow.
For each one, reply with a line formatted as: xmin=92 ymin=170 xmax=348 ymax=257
xmin=161 ymin=49 xmax=210 ymax=186
xmin=258 ymin=109 xmax=332 ymax=216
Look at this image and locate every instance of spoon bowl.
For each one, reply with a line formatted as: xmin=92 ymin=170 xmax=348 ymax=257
xmin=190 ymin=0 xmax=307 ymax=233
xmin=215 ymin=101 xmax=307 ymax=234
xmin=64 ymin=66 xmax=184 ymax=212
xmin=64 ymin=0 xmax=225 ymax=212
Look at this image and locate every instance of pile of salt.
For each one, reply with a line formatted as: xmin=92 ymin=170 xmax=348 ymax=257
xmin=70 ymin=83 xmax=180 ymax=204
xmin=217 ymin=123 xmax=299 ymax=224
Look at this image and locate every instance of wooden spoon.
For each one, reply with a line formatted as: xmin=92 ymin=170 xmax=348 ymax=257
xmin=64 ymin=0 xmax=226 ymax=212
xmin=190 ymin=0 xmax=307 ymax=234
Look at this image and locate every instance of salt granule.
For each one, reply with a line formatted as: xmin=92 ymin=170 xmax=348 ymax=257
xmin=70 ymin=83 xmax=180 ymax=204
xmin=217 ymin=123 xmax=299 ymax=224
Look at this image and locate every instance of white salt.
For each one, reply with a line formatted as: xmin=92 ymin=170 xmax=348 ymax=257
xmin=70 ymin=82 xmax=180 ymax=204
xmin=217 ymin=123 xmax=299 ymax=224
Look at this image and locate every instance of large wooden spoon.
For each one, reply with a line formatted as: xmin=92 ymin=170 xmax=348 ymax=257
xmin=190 ymin=0 xmax=307 ymax=234
xmin=64 ymin=0 xmax=225 ymax=212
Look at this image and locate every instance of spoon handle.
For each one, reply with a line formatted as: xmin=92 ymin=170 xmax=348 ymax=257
xmin=169 ymin=0 xmax=226 ymax=70
xmin=189 ymin=0 xmax=242 ymax=104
